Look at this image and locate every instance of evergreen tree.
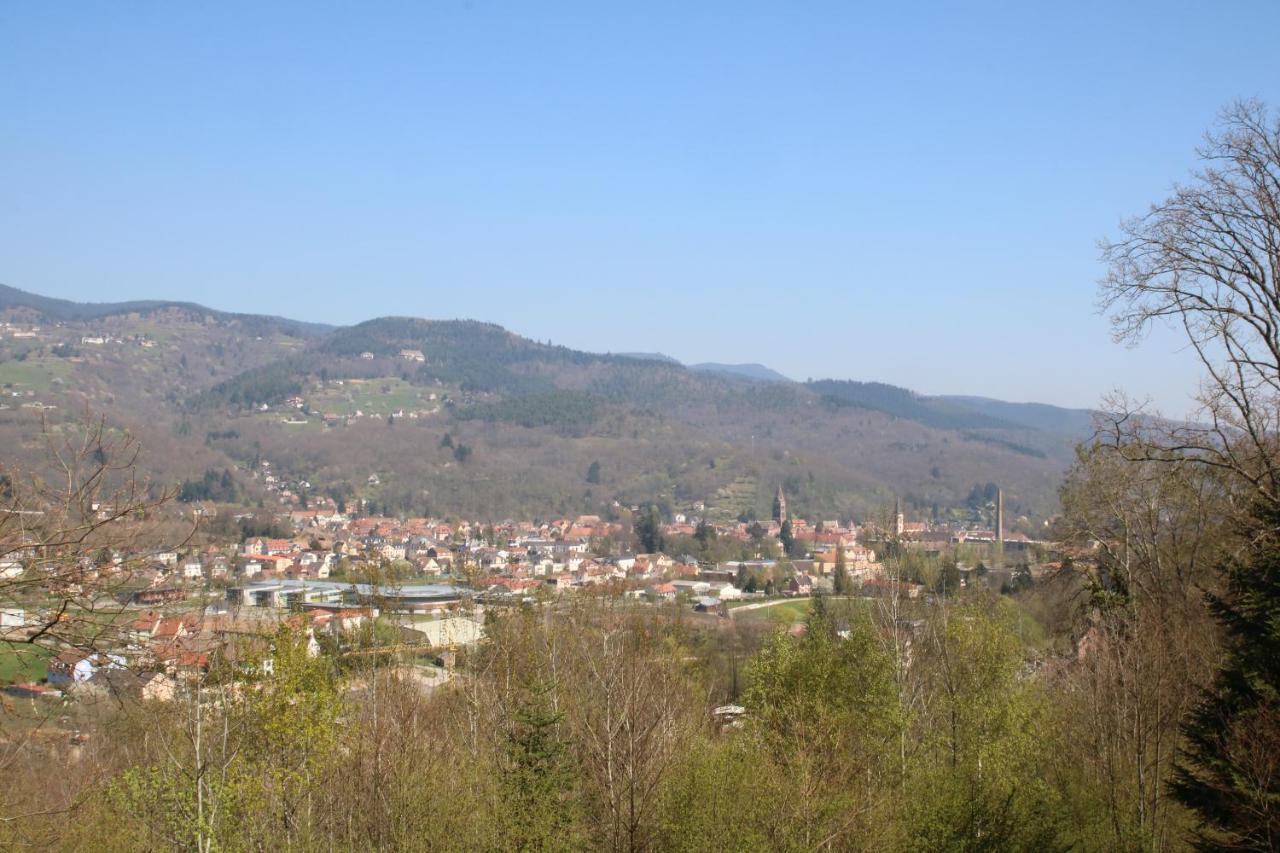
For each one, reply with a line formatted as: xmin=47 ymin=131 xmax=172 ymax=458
xmin=779 ymin=519 xmax=795 ymax=557
xmin=833 ymin=545 xmax=851 ymax=594
xmin=503 ymin=682 xmax=582 ymax=848
xmin=1171 ymin=507 xmax=1280 ymax=851
xmin=935 ymin=559 xmax=960 ymax=596
xmin=634 ymin=505 xmax=664 ymax=554
xmin=694 ymin=519 xmax=716 ymax=555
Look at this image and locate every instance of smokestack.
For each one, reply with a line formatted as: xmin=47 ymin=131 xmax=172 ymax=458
xmin=996 ymin=488 xmax=1004 ymax=546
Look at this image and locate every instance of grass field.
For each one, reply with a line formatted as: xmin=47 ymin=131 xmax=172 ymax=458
xmin=732 ymin=596 xmax=874 ymax=626
xmin=734 ymin=598 xmax=814 ymax=624
xmin=0 ymin=643 xmax=53 ymax=684
xmin=257 ymin=413 xmax=327 ymax=432
xmin=0 ymin=358 xmax=72 ymax=392
xmin=128 ymin=324 xmax=175 ymax=344
xmin=310 ymin=378 xmax=435 ymax=417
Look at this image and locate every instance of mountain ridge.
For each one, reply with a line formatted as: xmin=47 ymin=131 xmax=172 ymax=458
xmin=689 ymin=363 xmax=793 ymax=383
xmin=0 ymin=282 xmax=334 ymax=339
xmin=0 ymin=283 xmax=1091 ymax=423
xmin=0 ymin=283 xmax=1092 ymax=523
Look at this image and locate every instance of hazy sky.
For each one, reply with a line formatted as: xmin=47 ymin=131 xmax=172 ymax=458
xmin=3 ymin=2 xmax=1278 ymax=415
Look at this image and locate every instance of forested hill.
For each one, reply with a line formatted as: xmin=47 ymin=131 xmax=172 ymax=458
xmin=0 ymin=284 xmax=1094 ymax=523
xmin=0 ymin=282 xmax=332 ymax=339
xmin=690 ymin=363 xmax=793 ymax=383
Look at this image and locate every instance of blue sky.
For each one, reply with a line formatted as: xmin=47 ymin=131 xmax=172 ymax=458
xmin=3 ymin=2 xmax=1277 ymax=415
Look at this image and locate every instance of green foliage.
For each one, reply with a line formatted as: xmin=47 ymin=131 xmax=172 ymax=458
xmin=811 ymin=379 xmax=1014 ymax=431
xmin=455 ymin=390 xmax=604 ymax=434
xmin=1002 ymin=561 xmax=1034 ymax=595
xmin=693 ymin=519 xmax=716 ymax=552
xmin=316 ymin=317 xmax=605 ymax=394
xmin=739 ymin=609 xmax=900 ymax=846
xmin=502 ymin=681 xmax=584 ymax=849
xmin=192 ymin=358 xmax=304 ymax=410
xmin=178 ymin=467 xmax=239 ymax=503
xmin=654 ymin=740 xmax=774 ymax=851
xmin=106 ymin=626 xmax=342 ymax=851
xmin=1171 ymin=506 xmax=1280 ymax=851
xmin=779 ymin=519 xmax=796 ymax=557
xmin=0 ymin=643 xmax=51 ymax=684
xmin=960 ymin=430 xmax=1049 ymax=459
xmin=634 ymin=505 xmax=664 ymax=553
xmin=966 ymin=481 xmax=1001 ymax=508
xmin=736 ymin=562 xmax=763 ymax=592
xmin=905 ymin=603 xmax=1070 ymax=851
xmin=935 ymin=559 xmax=961 ymax=595
xmin=833 ymin=546 xmax=851 ymax=594
xmin=107 ymin=764 xmax=204 ymax=850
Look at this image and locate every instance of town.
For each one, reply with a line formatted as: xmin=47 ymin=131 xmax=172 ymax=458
xmin=3 ymin=472 xmax=1047 ymax=704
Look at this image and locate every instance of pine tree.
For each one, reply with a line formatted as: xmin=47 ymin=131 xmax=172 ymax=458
xmin=780 ymin=520 xmax=795 ymax=558
xmin=634 ymin=505 xmax=664 ymax=554
xmin=1170 ymin=506 xmax=1280 ymax=851
xmin=504 ymin=682 xmax=582 ymax=848
xmin=833 ymin=545 xmax=850 ymax=594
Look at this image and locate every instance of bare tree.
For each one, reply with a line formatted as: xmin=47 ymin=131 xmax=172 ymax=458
xmin=0 ymin=413 xmax=185 ymax=656
xmin=1099 ymin=100 xmax=1280 ymax=849
xmin=1058 ymin=444 xmax=1227 ymax=847
xmin=1100 ymin=100 xmax=1280 ymax=510
xmin=0 ymin=413 xmax=187 ymax=828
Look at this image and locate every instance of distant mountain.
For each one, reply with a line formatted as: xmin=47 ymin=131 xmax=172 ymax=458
xmin=615 ymin=352 xmax=682 ymax=365
xmin=809 ymin=380 xmax=1015 ymax=431
xmin=0 ymin=282 xmax=332 ymax=339
xmin=689 ymin=363 xmax=792 ymax=383
xmin=938 ymin=396 xmax=1096 ymax=439
xmin=0 ymin=283 xmax=1097 ymax=522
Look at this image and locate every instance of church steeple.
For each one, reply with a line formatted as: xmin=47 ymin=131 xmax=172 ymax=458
xmin=772 ymin=486 xmax=788 ymax=523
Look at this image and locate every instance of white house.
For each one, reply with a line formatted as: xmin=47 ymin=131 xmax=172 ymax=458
xmin=411 ymin=615 xmax=484 ymax=648
xmin=709 ymin=582 xmax=743 ymax=601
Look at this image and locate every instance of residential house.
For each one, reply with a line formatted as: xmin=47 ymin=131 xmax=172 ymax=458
xmin=647 ymin=582 xmax=677 ymax=601
xmin=788 ymin=574 xmax=815 ymax=595
xmin=48 ymin=650 xmax=126 ymax=686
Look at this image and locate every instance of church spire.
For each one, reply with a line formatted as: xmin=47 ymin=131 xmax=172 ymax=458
xmin=772 ymin=486 xmax=788 ymax=523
